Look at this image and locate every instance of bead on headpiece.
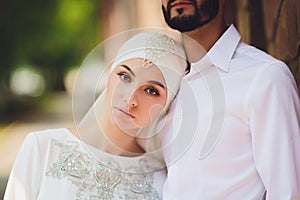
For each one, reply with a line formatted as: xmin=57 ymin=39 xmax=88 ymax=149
xmin=143 ymin=33 xmax=176 ymax=68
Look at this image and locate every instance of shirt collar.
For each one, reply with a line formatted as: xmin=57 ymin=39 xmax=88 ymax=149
xmin=190 ymin=24 xmax=241 ymax=74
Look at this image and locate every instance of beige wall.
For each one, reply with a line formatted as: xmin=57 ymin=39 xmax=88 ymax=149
xmin=101 ymin=0 xmax=167 ymax=38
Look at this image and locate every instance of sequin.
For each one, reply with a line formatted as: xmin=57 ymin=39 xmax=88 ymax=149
xmin=46 ymin=139 xmax=161 ymax=200
xmin=144 ymin=33 xmax=176 ymax=68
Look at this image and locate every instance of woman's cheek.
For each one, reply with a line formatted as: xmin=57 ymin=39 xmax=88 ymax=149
xmin=147 ymin=103 xmax=165 ymax=123
xmin=108 ymin=77 xmax=122 ymax=99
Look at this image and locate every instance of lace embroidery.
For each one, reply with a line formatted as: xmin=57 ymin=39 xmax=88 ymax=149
xmin=46 ymin=139 xmax=161 ymax=200
xmin=143 ymin=33 xmax=176 ymax=68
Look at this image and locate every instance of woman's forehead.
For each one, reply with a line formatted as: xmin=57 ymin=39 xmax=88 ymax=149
xmin=117 ymin=58 xmax=165 ymax=78
xmin=118 ymin=58 xmax=151 ymax=68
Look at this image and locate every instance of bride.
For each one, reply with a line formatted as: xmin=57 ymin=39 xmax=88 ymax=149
xmin=4 ymin=31 xmax=188 ymax=200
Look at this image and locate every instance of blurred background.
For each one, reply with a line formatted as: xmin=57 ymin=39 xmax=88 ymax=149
xmin=0 ymin=0 xmax=299 ymax=198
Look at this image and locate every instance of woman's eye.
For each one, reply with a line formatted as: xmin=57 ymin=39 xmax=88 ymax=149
xmin=145 ymin=87 xmax=160 ymax=96
xmin=117 ymin=72 xmax=131 ymax=82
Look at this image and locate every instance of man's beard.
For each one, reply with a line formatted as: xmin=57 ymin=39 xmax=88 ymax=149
xmin=162 ymin=0 xmax=219 ymax=32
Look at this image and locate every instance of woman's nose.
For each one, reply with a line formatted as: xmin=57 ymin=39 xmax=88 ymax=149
xmin=128 ymin=91 xmax=138 ymax=107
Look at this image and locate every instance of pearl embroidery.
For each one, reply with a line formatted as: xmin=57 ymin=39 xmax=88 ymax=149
xmin=143 ymin=33 xmax=176 ymax=68
xmin=46 ymin=139 xmax=161 ymax=200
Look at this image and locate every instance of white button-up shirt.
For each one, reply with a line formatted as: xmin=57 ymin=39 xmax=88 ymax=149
xmin=163 ymin=25 xmax=300 ymax=199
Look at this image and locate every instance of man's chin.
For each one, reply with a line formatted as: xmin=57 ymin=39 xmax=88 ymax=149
xmin=170 ymin=25 xmax=198 ymax=33
xmin=162 ymin=4 xmax=199 ymax=32
xmin=168 ymin=16 xmax=200 ymax=32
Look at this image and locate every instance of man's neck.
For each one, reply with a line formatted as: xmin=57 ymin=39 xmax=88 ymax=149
xmin=184 ymin=16 xmax=226 ymax=51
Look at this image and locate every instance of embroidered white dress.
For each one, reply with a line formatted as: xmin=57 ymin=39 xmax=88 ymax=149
xmin=4 ymin=128 xmax=166 ymax=200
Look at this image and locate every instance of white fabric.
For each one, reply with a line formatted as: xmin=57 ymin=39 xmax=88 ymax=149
xmin=4 ymin=128 xmax=166 ymax=200
xmin=78 ymin=32 xmax=188 ymax=152
xmin=109 ymin=32 xmax=187 ymax=107
xmin=162 ymin=25 xmax=300 ymax=199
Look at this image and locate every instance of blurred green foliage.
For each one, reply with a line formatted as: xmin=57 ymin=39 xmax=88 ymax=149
xmin=0 ymin=0 xmax=102 ymax=121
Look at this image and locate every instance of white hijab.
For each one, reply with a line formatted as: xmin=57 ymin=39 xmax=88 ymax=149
xmin=76 ymin=31 xmax=188 ymax=161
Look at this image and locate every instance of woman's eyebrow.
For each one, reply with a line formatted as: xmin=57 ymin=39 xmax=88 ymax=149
xmin=147 ymin=80 xmax=165 ymax=89
xmin=121 ymin=65 xmax=135 ymax=77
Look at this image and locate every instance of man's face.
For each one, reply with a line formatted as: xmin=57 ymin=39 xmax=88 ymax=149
xmin=161 ymin=0 xmax=220 ymax=32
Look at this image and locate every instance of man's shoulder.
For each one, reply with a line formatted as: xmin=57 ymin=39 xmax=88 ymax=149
xmin=234 ymin=43 xmax=298 ymax=94
xmin=228 ymin=42 xmax=297 ymax=90
xmin=234 ymin=42 xmax=283 ymax=66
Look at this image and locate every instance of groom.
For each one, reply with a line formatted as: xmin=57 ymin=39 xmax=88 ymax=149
xmin=160 ymin=0 xmax=300 ymax=199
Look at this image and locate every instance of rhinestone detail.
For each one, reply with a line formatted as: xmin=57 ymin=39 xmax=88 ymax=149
xmin=46 ymin=139 xmax=161 ymax=200
xmin=143 ymin=33 xmax=176 ymax=68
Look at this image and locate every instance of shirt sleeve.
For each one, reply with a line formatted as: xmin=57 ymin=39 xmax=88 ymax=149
xmin=4 ymin=132 xmax=42 ymax=200
xmin=246 ymin=62 xmax=300 ymax=199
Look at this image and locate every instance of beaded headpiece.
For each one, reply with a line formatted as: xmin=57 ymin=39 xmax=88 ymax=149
xmin=110 ymin=32 xmax=183 ymax=71
xmin=143 ymin=33 xmax=176 ymax=68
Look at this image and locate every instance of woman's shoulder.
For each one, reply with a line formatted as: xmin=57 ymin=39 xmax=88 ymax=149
xmin=17 ymin=128 xmax=83 ymax=168
xmin=24 ymin=128 xmax=78 ymax=148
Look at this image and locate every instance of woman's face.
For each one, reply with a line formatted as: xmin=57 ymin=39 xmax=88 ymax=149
xmin=105 ymin=58 xmax=167 ymax=133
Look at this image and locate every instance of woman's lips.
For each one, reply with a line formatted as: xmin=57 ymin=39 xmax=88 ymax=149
xmin=170 ymin=0 xmax=193 ymax=8
xmin=115 ymin=107 xmax=135 ymax=118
